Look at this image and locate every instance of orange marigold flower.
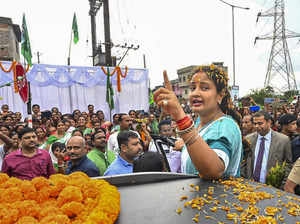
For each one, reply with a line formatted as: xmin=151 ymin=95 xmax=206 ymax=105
xmin=0 ymin=173 xmax=9 ymax=184
xmin=16 ymin=200 xmax=40 ymax=218
xmin=31 ymin=177 xmax=50 ymax=190
xmin=16 ymin=216 xmax=39 ymax=224
xmin=57 ymin=186 xmax=83 ymax=207
xmin=61 ymin=201 xmax=84 ymax=217
xmin=0 ymin=187 xmax=23 ymax=203
xmin=40 ymin=214 xmax=70 ymax=224
xmin=38 ymin=205 xmax=63 ymax=220
xmin=1 ymin=177 xmax=22 ymax=188
xmin=19 ymin=180 xmax=37 ymax=200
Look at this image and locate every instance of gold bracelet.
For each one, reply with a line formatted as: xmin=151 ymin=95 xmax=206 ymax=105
xmin=186 ymin=135 xmax=199 ymax=147
xmin=184 ymin=131 xmax=198 ymax=146
xmin=177 ymin=121 xmax=195 ymax=136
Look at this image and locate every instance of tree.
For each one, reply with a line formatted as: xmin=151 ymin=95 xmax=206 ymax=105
xmin=247 ymin=87 xmax=275 ymax=106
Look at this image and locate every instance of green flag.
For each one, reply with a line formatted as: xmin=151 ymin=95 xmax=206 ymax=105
xmin=72 ymin=13 xmax=79 ymax=44
xmin=149 ymin=88 xmax=154 ymax=104
xmin=21 ymin=14 xmax=32 ymax=66
xmin=106 ymin=68 xmax=114 ymax=110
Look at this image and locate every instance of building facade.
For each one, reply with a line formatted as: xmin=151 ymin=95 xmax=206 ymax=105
xmin=0 ymin=17 xmax=21 ymax=62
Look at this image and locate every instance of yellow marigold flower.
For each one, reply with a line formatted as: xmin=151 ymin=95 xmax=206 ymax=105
xmin=235 ymin=206 xmax=244 ymax=212
xmin=176 ymin=208 xmax=182 ymax=214
xmin=192 ymin=217 xmax=199 ymax=223
xmin=16 ymin=216 xmax=39 ymax=224
xmin=227 ymin=213 xmax=238 ymax=220
xmin=210 ymin=206 xmax=218 ymax=212
xmin=264 ymin=206 xmax=279 ymax=216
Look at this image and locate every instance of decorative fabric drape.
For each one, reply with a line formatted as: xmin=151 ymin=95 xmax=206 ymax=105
xmin=0 ymin=61 xmax=149 ymax=120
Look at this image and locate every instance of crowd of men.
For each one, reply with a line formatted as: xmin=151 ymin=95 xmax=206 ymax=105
xmin=0 ymin=99 xmax=300 ymax=195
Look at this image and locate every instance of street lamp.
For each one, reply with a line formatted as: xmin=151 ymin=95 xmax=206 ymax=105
xmin=218 ymin=0 xmax=249 ymax=86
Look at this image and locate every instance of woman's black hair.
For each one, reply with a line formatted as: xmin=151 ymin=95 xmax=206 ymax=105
xmin=192 ymin=65 xmax=241 ymax=126
xmin=51 ymin=142 xmax=66 ymax=153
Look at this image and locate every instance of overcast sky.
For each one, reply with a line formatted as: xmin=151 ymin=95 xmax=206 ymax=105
xmin=1 ymin=0 xmax=300 ymax=96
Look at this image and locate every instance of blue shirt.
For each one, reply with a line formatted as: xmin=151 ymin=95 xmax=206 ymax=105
xmin=66 ymin=155 xmax=100 ymax=177
xmin=253 ymin=130 xmax=271 ymax=183
xmin=181 ymin=115 xmax=242 ymax=177
xmin=104 ymin=155 xmax=133 ymax=176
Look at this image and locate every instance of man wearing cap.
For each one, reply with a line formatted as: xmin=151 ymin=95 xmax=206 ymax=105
xmin=284 ymin=157 xmax=300 ymax=195
xmin=279 ymin=113 xmax=297 ymax=140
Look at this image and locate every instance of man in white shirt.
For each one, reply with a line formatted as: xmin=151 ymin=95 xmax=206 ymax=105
xmin=108 ymin=113 xmax=140 ymax=155
xmin=149 ymin=120 xmax=183 ymax=173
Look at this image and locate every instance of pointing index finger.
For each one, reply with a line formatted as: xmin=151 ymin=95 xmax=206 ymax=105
xmin=163 ymin=70 xmax=172 ymax=91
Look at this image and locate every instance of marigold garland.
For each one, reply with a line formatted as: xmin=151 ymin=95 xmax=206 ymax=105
xmin=0 ymin=61 xmax=30 ymax=93
xmin=101 ymin=66 xmax=128 ymax=92
xmin=0 ymin=172 xmax=120 ymax=224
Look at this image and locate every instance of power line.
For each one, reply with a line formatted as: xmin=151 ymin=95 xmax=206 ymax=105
xmin=255 ymin=0 xmax=300 ymax=91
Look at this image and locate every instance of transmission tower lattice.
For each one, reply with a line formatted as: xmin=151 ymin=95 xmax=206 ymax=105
xmin=255 ymin=0 xmax=300 ymax=92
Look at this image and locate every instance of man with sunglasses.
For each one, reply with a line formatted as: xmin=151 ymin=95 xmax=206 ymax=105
xmin=87 ymin=129 xmax=116 ymax=176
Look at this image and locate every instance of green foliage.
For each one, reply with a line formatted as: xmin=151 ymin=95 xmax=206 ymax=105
xmin=247 ymin=86 xmax=275 ymax=106
xmin=266 ymin=161 xmax=286 ymax=189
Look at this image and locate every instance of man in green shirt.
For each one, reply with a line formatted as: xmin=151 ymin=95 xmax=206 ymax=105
xmin=87 ymin=129 xmax=116 ymax=176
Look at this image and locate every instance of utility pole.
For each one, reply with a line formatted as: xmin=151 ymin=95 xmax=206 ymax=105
xmin=88 ymin=0 xmax=102 ymax=66
xmin=218 ymin=0 xmax=249 ymax=87
xmin=36 ymin=51 xmax=41 ymax=64
xmin=103 ymin=0 xmax=112 ymax=66
xmin=255 ymin=0 xmax=300 ymax=91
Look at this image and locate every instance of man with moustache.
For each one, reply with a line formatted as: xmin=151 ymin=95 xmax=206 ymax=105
xmin=65 ymin=136 xmax=99 ymax=177
xmin=242 ymin=111 xmax=292 ymax=188
xmin=107 ymin=113 xmax=140 ymax=155
xmin=104 ymin=131 xmax=143 ymax=176
xmin=241 ymin=114 xmax=255 ymax=136
xmin=2 ymin=127 xmax=56 ymax=180
xmin=87 ymin=129 xmax=116 ymax=176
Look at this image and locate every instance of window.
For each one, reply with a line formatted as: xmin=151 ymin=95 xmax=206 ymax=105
xmin=183 ymin=76 xmax=186 ymax=82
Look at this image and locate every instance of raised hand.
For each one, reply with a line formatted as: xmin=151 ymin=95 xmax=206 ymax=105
xmin=153 ymin=70 xmax=186 ymax=121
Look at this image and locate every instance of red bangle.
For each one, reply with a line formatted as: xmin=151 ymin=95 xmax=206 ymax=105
xmin=178 ymin=119 xmax=193 ymax=130
xmin=176 ymin=116 xmax=189 ymax=126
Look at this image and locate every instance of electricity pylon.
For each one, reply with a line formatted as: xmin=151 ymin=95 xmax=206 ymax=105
xmin=255 ymin=0 xmax=300 ymax=92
